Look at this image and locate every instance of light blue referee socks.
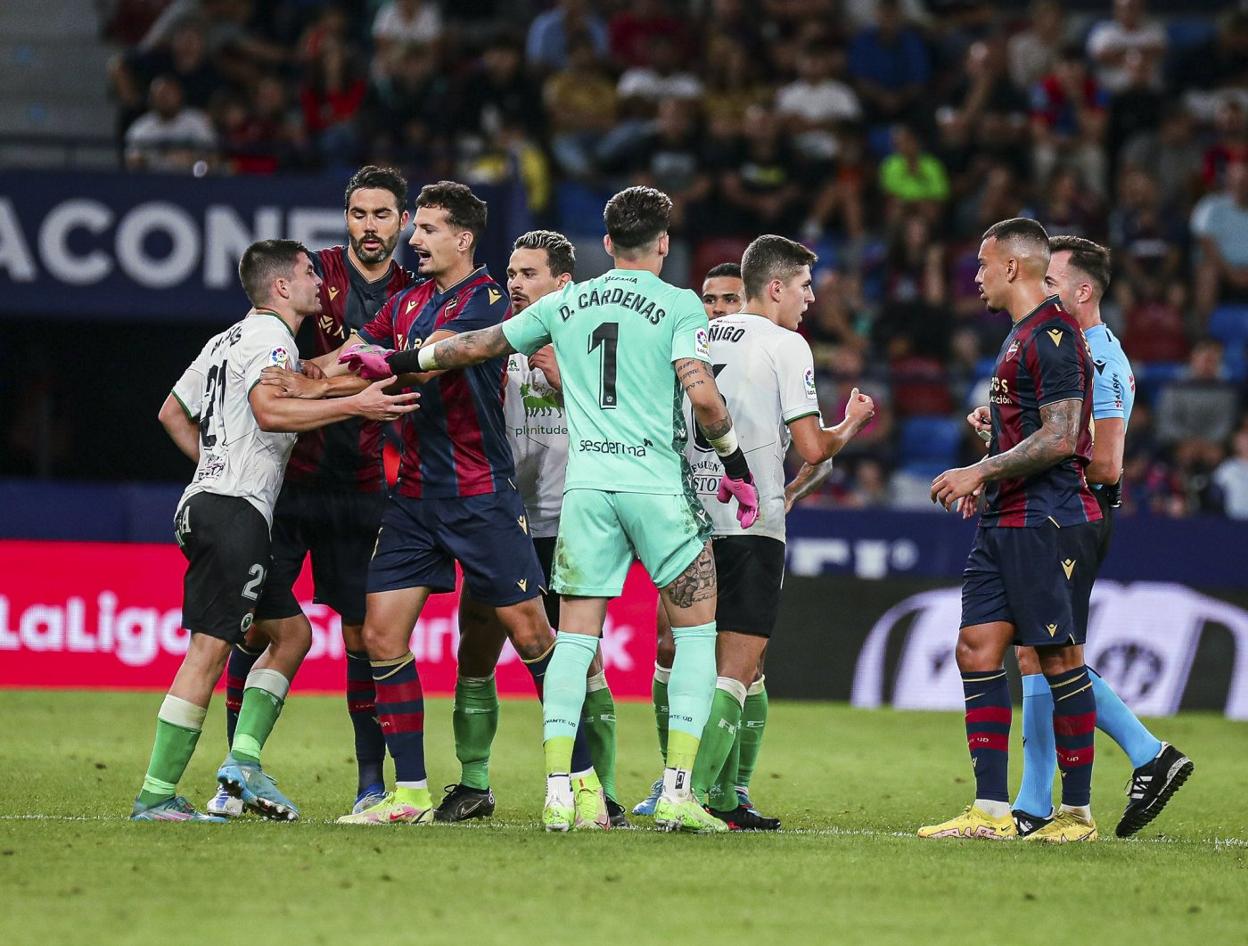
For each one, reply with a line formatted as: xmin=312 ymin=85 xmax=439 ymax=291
xmin=1089 ymin=667 xmax=1163 ymax=769
xmin=1013 ymin=673 xmax=1057 ymax=817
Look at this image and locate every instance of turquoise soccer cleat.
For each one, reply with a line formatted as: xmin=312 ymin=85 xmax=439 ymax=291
xmin=632 ymin=776 xmax=664 ymax=817
xmin=130 ymin=795 xmax=226 ymax=823
xmin=217 ymin=754 xmax=299 ymax=821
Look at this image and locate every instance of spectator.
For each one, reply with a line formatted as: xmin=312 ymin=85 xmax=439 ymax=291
xmin=879 ymin=124 xmax=950 ymax=225
xmin=1106 ymin=49 xmax=1164 ymax=175
xmin=623 ymin=99 xmax=712 ymax=236
xmin=701 ymin=34 xmax=774 ymax=138
xmin=1201 ymin=97 xmax=1248 ymax=192
xmin=880 ymin=212 xmax=945 ymax=308
xmin=526 ymin=0 xmax=608 ymax=73
xmin=775 ymin=45 xmax=862 ymax=162
xmin=1213 ymin=422 xmax=1248 ymax=518
xmin=1122 ymin=280 xmax=1191 ymax=364
xmin=360 ymin=43 xmax=451 ymax=164
xmin=1192 ymin=161 xmax=1248 ymax=317
xmin=1110 ymin=167 xmax=1183 ymax=304
xmin=608 ymin=0 xmax=690 ymax=70
xmin=300 ymin=35 xmax=366 ymax=165
xmin=1155 ymin=338 xmax=1241 ymax=449
xmin=847 ymin=0 xmax=931 ymax=126
xmin=716 ymin=105 xmax=805 ymax=234
xmin=1085 ymin=0 xmax=1167 ymax=94
xmin=371 ymin=0 xmax=443 ymax=80
xmin=1036 ymin=166 xmax=1102 ymax=240
xmin=124 ymin=75 xmax=217 ymax=172
xmin=1008 ymin=0 xmax=1068 ymax=90
xmin=110 ymin=17 xmax=222 ymax=137
xmin=1120 ymin=103 xmax=1203 ymax=211
xmin=1030 ymin=44 xmax=1108 ymax=196
xmin=1171 ymin=10 xmax=1248 ymax=99
xmin=542 ymin=38 xmax=617 ymax=178
xmin=458 ymin=39 xmax=545 ymax=141
xmin=616 ymin=35 xmax=704 ymax=105
xmin=803 ymin=269 xmax=870 ymax=351
xmin=218 ymin=76 xmax=307 ymax=174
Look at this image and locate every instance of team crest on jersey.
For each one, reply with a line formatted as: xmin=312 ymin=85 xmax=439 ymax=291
xmin=695 ymin=328 xmax=710 ymax=359
xmin=443 ymin=297 xmax=459 ymax=318
xmin=804 ymin=367 xmax=817 ymax=399
xmin=1006 ymin=339 xmax=1021 ymax=360
xmin=268 ymin=346 xmax=291 ymax=368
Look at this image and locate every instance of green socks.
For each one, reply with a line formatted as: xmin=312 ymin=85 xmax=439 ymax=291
xmin=692 ymin=678 xmax=747 ymax=804
xmin=231 ymin=669 xmax=290 ymax=764
xmin=652 ymin=662 xmax=670 ymax=762
xmin=137 ymin=694 xmax=207 ymax=806
xmin=582 ymin=668 xmax=618 ymax=803
xmin=541 ymin=631 xmax=599 ymax=774
xmin=665 ymin=623 xmax=717 ymax=773
xmin=453 ymin=674 xmax=500 ymax=790
xmin=737 ymin=676 xmax=768 ymax=791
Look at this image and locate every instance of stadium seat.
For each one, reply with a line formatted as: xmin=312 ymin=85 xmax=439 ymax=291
xmin=973 ymin=356 xmax=996 ymax=381
xmin=555 ymin=181 xmax=614 ymax=235
xmin=899 ymin=416 xmax=963 ymax=468
xmin=1133 ymin=361 xmax=1185 ymax=405
xmin=1209 ymin=306 xmax=1248 ymax=348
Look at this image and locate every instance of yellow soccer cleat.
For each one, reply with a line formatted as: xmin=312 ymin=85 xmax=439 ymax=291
xmin=1023 ymin=810 xmax=1098 ymax=843
xmin=335 ymin=792 xmax=433 ymax=826
xmin=918 ymin=805 xmax=1018 ymax=840
xmin=572 ymin=773 xmax=610 ymax=830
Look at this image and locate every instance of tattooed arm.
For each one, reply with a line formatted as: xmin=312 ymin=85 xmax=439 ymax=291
xmin=677 ymin=358 xmax=732 ymax=438
xmin=392 ymin=324 xmax=516 ymax=374
xmin=930 ymin=398 xmax=1082 ymax=509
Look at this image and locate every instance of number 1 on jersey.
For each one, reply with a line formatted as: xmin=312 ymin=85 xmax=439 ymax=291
xmin=589 ymin=321 xmax=619 ymax=409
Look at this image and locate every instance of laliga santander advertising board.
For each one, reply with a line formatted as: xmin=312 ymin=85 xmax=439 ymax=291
xmin=0 ymin=540 xmax=660 ymax=697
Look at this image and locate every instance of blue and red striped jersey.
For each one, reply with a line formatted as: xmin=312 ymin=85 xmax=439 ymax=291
xmin=360 ymin=266 xmax=514 ymax=500
xmin=982 ymin=295 xmax=1102 ymax=528
xmin=285 ymin=245 xmax=418 ymax=493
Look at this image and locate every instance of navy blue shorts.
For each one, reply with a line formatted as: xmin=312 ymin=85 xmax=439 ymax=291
xmin=960 ymin=521 xmax=1099 ymax=647
xmin=367 ymin=488 xmax=545 ymax=607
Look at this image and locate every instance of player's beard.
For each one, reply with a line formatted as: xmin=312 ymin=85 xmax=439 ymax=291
xmin=510 ymin=294 xmax=530 ymax=313
xmin=351 ymin=230 xmax=398 ymax=266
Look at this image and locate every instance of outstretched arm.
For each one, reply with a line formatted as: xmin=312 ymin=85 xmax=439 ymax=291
xmin=785 ymin=459 xmax=834 ymax=512
xmin=397 ymin=324 xmax=516 ymax=373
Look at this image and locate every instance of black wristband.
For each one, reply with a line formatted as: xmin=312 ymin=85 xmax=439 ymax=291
xmin=386 ymin=347 xmax=423 ymax=375
xmin=720 ymin=446 xmax=751 ymax=481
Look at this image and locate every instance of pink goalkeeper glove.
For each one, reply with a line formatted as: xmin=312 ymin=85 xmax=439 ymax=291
xmin=339 ymin=344 xmax=394 ymax=381
xmin=717 ymin=473 xmax=760 ymax=529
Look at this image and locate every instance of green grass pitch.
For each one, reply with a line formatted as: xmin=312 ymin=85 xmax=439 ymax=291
xmin=1 ymin=690 xmax=1245 ymax=945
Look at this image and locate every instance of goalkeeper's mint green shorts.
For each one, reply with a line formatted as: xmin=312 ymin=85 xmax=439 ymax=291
xmin=552 ymin=488 xmax=713 ymax=597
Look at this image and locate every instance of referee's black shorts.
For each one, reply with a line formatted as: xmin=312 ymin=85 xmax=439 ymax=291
xmin=712 ymin=535 xmax=786 ymax=638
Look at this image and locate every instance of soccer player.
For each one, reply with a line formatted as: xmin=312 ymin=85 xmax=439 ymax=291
xmin=967 ymin=235 xmax=1193 ymax=838
xmin=131 ymin=240 xmax=418 ymax=821
xmin=355 ymin=186 xmax=761 ymax=833
xmin=679 ymin=237 xmax=876 ymax=831
xmin=700 ymin=261 xmax=745 ymax=318
xmin=441 ymin=230 xmax=625 ymax=828
xmin=310 ymin=181 xmax=600 ymax=827
xmin=921 ymin=217 xmax=1103 ymax=844
xmin=208 ymin=166 xmax=419 ymax=819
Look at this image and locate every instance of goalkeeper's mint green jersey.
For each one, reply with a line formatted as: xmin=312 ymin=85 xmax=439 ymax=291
xmin=501 ymin=268 xmax=710 ymax=495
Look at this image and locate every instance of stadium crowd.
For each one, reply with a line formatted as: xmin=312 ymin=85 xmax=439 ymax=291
xmin=102 ymin=0 xmax=1248 ymax=517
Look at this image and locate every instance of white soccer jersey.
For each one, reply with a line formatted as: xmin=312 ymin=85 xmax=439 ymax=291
xmin=172 ymin=313 xmax=299 ymax=526
xmin=504 ymin=352 xmax=567 ymax=538
xmin=684 ymin=313 xmax=820 ymax=542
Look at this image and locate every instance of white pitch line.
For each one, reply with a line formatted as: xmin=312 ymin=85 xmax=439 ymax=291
xmin=0 ymin=814 xmax=1244 ymax=848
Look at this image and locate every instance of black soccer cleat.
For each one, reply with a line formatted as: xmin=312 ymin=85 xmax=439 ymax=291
xmin=605 ymin=797 xmax=630 ymax=829
xmin=433 ymin=784 xmax=496 ymax=823
xmin=710 ymin=804 xmax=781 ymax=831
xmin=1012 ymin=809 xmax=1053 ymax=838
xmin=1116 ymin=743 xmax=1194 ymax=838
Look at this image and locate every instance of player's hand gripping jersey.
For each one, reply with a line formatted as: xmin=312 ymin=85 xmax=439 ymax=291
xmin=501 ymin=269 xmax=711 ymax=495
xmin=171 ymin=313 xmax=299 ymax=526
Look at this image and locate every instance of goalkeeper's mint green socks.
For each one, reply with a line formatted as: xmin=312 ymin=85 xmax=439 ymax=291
xmin=137 ymin=694 xmax=206 ymax=806
xmin=692 ymin=677 xmax=746 ymax=804
xmin=583 ymin=668 xmax=618 ymax=803
xmin=454 ymin=673 xmax=500 ymax=791
xmin=663 ymin=623 xmax=717 ymax=794
xmin=652 ymin=663 xmax=670 ymax=762
xmin=230 ymin=669 xmax=289 ymax=764
xmin=541 ymin=631 xmax=598 ymax=776
xmin=736 ymin=676 xmax=769 ymax=792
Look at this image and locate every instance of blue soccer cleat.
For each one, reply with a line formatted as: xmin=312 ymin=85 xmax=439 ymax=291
xmin=632 ymin=776 xmax=664 ymax=816
xmin=217 ymin=754 xmax=299 ymax=821
xmin=130 ymin=795 xmax=226 ymax=823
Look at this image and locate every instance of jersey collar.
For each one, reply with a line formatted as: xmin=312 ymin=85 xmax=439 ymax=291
xmin=1015 ymin=294 xmax=1060 ymax=329
xmin=250 ymin=308 xmax=296 ymax=340
xmin=433 ymin=265 xmax=487 ymax=301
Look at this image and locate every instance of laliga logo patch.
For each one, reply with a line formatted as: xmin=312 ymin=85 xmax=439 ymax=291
xmin=268 ymin=346 xmax=290 ymax=368
xmin=804 ymin=367 xmax=817 ymax=399
xmin=695 ymin=328 xmax=710 ymax=358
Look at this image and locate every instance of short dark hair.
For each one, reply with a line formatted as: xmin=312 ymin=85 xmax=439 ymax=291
xmin=1049 ymin=234 xmax=1112 ymax=297
xmin=705 ymin=262 xmax=742 ymax=281
xmin=415 ymin=180 xmax=488 ymax=252
xmin=741 ymin=235 xmax=818 ymax=300
xmin=513 ymin=229 xmax=576 ymax=277
xmin=982 ymin=217 xmax=1050 ymax=259
xmin=603 ymin=186 xmax=671 ymax=254
xmin=344 ymin=165 xmax=408 ymax=212
xmin=238 ymin=239 xmax=310 ymax=307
